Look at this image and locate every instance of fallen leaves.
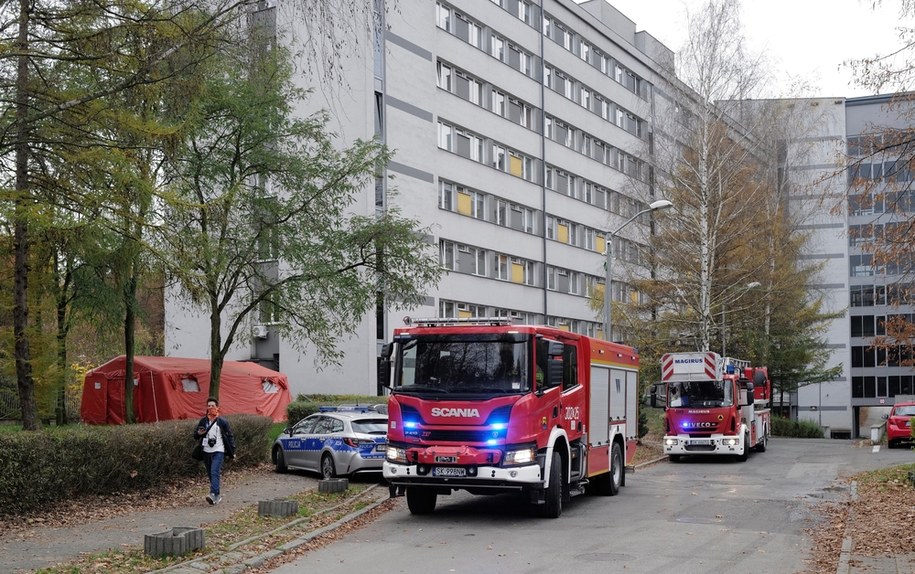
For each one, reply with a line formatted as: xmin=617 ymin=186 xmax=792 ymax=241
xmin=804 ymin=465 xmax=915 ymax=574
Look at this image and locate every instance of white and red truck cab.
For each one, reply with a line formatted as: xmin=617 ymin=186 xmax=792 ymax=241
xmin=657 ymin=352 xmax=771 ymax=462
xmin=380 ymin=318 xmax=640 ymax=518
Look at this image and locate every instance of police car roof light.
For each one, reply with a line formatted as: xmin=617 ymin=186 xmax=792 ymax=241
xmin=319 ymin=405 xmax=375 ymax=413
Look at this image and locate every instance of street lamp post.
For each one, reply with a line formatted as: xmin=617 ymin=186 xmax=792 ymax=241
xmin=721 ymin=280 xmax=761 ymax=356
xmin=603 ymin=199 xmax=673 ymax=342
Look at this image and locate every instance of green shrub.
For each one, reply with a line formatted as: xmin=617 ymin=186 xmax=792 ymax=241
xmin=0 ymin=414 xmax=273 ymax=516
xmin=286 ymin=394 xmax=385 ymax=425
xmin=771 ymin=416 xmax=825 ymax=438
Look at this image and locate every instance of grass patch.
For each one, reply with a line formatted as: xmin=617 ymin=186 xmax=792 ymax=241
xmin=643 ymin=406 xmax=665 ymax=436
xmin=854 ymin=462 xmax=915 ymax=489
xmin=268 ymin=422 xmax=287 ymax=443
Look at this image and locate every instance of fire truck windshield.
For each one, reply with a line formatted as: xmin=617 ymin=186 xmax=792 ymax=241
xmin=395 ymin=334 xmax=531 ymax=395
xmin=668 ymin=379 xmax=733 ymax=408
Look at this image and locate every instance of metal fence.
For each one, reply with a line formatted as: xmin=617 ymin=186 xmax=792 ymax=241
xmin=0 ymin=383 xmax=82 ymax=423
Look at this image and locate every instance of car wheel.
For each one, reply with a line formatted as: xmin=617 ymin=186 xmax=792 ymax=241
xmin=321 ymin=454 xmax=337 ymax=479
xmin=668 ymin=454 xmax=681 ymax=463
xmin=274 ymin=447 xmax=287 ymax=473
xmin=539 ymin=452 xmax=563 ymax=518
xmin=888 ymin=439 xmax=897 ymax=449
xmin=406 ymin=487 xmax=437 ymax=515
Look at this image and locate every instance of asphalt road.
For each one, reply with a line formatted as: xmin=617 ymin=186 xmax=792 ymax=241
xmin=268 ymin=438 xmax=910 ymax=574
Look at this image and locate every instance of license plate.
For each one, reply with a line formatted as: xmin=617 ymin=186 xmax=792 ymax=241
xmin=690 ymin=439 xmax=712 ymax=446
xmin=907 ymin=421 xmax=911 ymax=428
xmin=433 ymin=467 xmax=466 ymax=477
xmin=375 ymin=444 xmax=386 ymax=452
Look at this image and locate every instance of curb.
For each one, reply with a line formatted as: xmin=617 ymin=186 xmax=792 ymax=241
xmin=835 ymin=480 xmax=857 ymax=574
xmin=150 ymin=484 xmax=391 ymax=574
xmin=631 ymin=454 xmax=668 ymax=470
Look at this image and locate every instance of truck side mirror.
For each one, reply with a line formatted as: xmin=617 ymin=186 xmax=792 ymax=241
xmin=539 ymin=340 xmax=565 ymax=389
xmin=649 ymin=385 xmax=657 ymax=408
xmin=377 ymin=343 xmax=392 ymax=392
xmin=547 ymin=357 xmax=564 ymax=388
xmin=744 ymin=381 xmax=755 ymax=406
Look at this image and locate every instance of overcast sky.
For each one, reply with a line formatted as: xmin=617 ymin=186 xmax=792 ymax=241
xmin=597 ymin=0 xmax=909 ymax=98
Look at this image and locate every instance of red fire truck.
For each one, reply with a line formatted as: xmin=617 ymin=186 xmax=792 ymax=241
xmin=380 ymin=318 xmax=639 ymax=518
xmin=657 ymin=352 xmax=771 ymax=462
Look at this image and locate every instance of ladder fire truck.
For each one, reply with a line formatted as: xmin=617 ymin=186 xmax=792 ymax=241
xmin=657 ymin=352 xmax=771 ymax=462
xmin=380 ymin=318 xmax=639 ymax=518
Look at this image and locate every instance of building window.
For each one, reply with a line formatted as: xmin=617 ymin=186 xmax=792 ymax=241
xmin=438 ymin=122 xmax=453 ymax=150
xmin=496 ymin=199 xmax=507 ymax=226
xmin=492 ymin=144 xmax=506 ymax=170
xmin=524 ymin=260 xmax=535 ymax=285
xmin=439 ymin=180 xmax=454 ymax=211
xmin=491 ymin=35 xmax=504 ymax=61
xmin=495 ymin=254 xmax=509 ymax=280
xmin=491 ymin=89 xmax=505 ymax=116
xmin=435 ymin=3 xmax=450 ymax=31
xmin=522 ymin=207 xmax=534 ymax=233
xmin=517 ymin=0 xmax=532 ymax=24
xmin=440 ymin=240 xmax=455 ymax=270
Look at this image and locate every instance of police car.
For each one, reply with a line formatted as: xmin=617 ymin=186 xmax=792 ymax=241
xmin=272 ymin=406 xmax=388 ymax=478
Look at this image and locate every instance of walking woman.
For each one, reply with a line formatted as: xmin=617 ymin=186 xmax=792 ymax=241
xmin=194 ymin=397 xmax=236 ymax=505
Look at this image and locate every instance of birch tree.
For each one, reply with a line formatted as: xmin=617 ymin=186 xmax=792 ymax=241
xmin=643 ymin=0 xmax=771 ymax=353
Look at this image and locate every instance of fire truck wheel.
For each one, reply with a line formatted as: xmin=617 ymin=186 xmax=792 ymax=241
xmin=736 ymin=432 xmax=750 ymax=462
xmin=756 ymin=435 xmax=767 ymax=453
xmin=540 ymin=452 xmax=563 ymax=518
xmin=406 ymin=487 xmax=437 ymax=515
xmin=608 ymin=441 xmax=623 ymax=496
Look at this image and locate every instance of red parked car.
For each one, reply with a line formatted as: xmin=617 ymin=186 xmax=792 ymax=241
xmin=885 ymin=402 xmax=915 ymax=448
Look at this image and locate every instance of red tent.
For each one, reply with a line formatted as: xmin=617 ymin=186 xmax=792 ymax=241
xmin=81 ymin=356 xmax=292 ymax=424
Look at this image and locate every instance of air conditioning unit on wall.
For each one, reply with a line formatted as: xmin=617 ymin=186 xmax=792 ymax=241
xmin=252 ymin=325 xmax=268 ymax=339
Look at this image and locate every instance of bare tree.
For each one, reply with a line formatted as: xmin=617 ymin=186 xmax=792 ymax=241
xmin=843 ymin=3 xmax=915 ymax=362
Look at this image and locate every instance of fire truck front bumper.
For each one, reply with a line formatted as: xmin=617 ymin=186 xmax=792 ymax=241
xmin=383 ymin=460 xmax=543 ymax=491
xmin=662 ymin=434 xmax=743 ymax=456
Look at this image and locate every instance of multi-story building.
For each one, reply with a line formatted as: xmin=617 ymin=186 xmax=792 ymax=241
xmin=164 ymin=0 xmax=915 ymax=440
xmin=166 ymin=0 xmax=679 ymax=396
xmin=779 ymin=94 xmax=915 ymax=438
xmin=844 ymin=94 xmax=915 ymax=436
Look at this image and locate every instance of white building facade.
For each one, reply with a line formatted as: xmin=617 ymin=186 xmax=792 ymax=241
xmin=166 ymin=0 xmax=677 ymax=397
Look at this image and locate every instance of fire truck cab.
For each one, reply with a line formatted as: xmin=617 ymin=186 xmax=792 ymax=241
xmin=380 ymin=318 xmax=639 ymax=518
xmin=658 ymin=352 xmax=771 ymax=462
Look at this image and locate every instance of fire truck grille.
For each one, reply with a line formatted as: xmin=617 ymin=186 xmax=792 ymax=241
xmin=410 ymin=429 xmax=505 ymax=443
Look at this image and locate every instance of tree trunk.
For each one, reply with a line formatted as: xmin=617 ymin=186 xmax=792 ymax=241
xmin=124 ymin=273 xmax=137 ymax=423
xmin=14 ymin=0 xmax=37 ymax=431
xmin=55 ymin=258 xmax=72 ymax=426
xmin=209 ymin=294 xmax=223 ymax=399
